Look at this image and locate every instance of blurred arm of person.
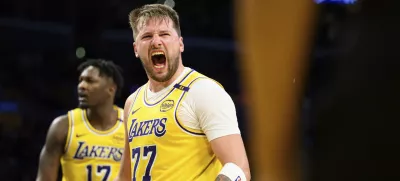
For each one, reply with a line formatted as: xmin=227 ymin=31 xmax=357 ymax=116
xmin=36 ymin=115 xmax=68 ymax=181
xmin=115 ymin=93 xmax=136 ymax=181
xmin=188 ymin=79 xmax=251 ymax=181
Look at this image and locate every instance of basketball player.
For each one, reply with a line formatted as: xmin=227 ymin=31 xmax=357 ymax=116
xmin=116 ymin=4 xmax=251 ymax=181
xmin=36 ymin=59 xmax=125 ymax=181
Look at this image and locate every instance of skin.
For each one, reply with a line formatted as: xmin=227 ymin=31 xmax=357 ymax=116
xmin=35 ymin=115 xmax=68 ymax=181
xmin=36 ymin=66 xmax=119 ymax=181
xmin=134 ymin=17 xmax=185 ymax=93
xmin=215 ymin=174 xmax=232 ymax=181
xmin=117 ymin=17 xmax=251 ymax=181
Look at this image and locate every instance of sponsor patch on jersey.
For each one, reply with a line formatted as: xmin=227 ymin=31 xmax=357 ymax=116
xmin=235 ymin=176 xmax=242 ymax=181
xmin=160 ymin=100 xmax=174 ymax=112
xmin=112 ymin=134 xmax=124 ymax=142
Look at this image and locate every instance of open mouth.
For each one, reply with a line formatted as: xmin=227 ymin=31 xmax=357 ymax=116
xmin=78 ymin=92 xmax=88 ymax=101
xmin=151 ymin=51 xmax=166 ymax=69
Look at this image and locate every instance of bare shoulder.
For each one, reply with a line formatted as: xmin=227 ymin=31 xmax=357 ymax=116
xmin=123 ymin=91 xmax=141 ymax=123
xmin=40 ymin=114 xmax=70 ymax=155
xmin=124 ymin=88 xmax=142 ymax=109
xmin=125 ymin=93 xmax=136 ymax=106
xmin=47 ymin=114 xmax=69 ymax=143
xmin=50 ymin=115 xmax=69 ymax=131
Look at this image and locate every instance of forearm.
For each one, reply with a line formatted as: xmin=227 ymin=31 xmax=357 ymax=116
xmin=216 ymin=171 xmax=250 ymax=181
xmin=215 ymin=162 xmax=250 ymax=181
xmin=115 ymin=151 xmax=131 ymax=181
xmin=216 ymin=174 xmax=233 ymax=181
xmin=116 ymin=159 xmax=131 ymax=181
xmin=114 ymin=176 xmax=130 ymax=181
xmin=117 ymin=107 xmax=132 ymax=181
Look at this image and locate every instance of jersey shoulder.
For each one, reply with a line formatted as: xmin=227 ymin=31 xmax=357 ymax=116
xmin=187 ymin=77 xmax=226 ymax=100
xmin=125 ymin=85 xmax=145 ymax=109
xmin=189 ymin=70 xmax=224 ymax=89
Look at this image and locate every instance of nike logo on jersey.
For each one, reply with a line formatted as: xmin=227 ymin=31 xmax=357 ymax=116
xmin=132 ymin=107 xmax=141 ymax=115
xmin=76 ymin=133 xmax=87 ymax=138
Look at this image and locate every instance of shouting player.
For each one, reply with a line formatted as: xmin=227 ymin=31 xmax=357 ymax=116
xmin=116 ymin=4 xmax=251 ymax=181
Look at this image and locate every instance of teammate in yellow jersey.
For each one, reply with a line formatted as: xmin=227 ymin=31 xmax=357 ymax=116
xmin=115 ymin=4 xmax=251 ymax=181
xmin=36 ymin=59 xmax=126 ymax=181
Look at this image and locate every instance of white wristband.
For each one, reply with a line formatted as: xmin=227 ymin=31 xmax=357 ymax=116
xmin=218 ymin=163 xmax=247 ymax=181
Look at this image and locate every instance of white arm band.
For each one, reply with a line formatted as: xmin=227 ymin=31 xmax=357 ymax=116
xmin=218 ymin=163 xmax=247 ymax=181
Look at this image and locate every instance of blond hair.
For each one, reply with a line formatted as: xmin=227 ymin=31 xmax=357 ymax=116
xmin=128 ymin=4 xmax=181 ymax=40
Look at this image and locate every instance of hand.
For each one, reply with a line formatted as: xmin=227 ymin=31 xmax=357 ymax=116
xmin=215 ymin=174 xmax=232 ymax=181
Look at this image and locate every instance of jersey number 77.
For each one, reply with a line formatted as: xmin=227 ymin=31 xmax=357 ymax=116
xmin=132 ymin=145 xmax=157 ymax=181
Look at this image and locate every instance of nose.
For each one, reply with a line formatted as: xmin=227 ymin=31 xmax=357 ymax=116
xmin=151 ymin=34 xmax=162 ymax=49
xmin=78 ymin=81 xmax=88 ymax=91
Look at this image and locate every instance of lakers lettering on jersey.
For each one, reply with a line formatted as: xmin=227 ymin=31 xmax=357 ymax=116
xmin=61 ymin=106 xmax=125 ymax=181
xmin=127 ymin=69 xmax=223 ymax=181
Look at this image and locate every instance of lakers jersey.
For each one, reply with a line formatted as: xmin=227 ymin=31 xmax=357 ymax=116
xmin=127 ymin=69 xmax=223 ymax=181
xmin=61 ymin=106 xmax=125 ymax=181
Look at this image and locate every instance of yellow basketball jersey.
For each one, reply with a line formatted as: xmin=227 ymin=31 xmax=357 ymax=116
xmin=61 ymin=106 xmax=125 ymax=181
xmin=127 ymin=69 xmax=223 ymax=181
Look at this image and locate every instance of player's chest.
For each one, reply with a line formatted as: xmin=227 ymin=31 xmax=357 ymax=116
xmin=127 ymin=106 xmax=180 ymax=142
xmin=68 ymin=128 xmax=125 ymax=161
xmin=68 ymin=139 xmax=124 ymax=162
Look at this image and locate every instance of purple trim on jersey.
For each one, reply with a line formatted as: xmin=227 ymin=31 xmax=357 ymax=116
xmin=143 ymin=69 xmax=195 ymax=106
xmin=127 ymin=86 xmax=143 ymax=143
xmin=173 ymin=84 xmax=190 ymax=92
xmin=174 ymin=77 xmax=207 ymax=136
xmin=130 ymin=86 xmax=142 ymax=113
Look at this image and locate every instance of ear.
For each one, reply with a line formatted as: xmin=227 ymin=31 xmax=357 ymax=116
xmin=133 ymin=42 xmax=139 ymax=58
xmin=179 ymin=37 xmax=184 ymax=53
xmin=109 ymin=84 xmax=116 ymax=96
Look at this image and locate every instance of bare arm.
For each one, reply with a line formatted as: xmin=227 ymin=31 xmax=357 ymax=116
xmin=116 ymin=93 xmax=135 ymax=181
xmin=36 ymin=115 xmax=69 ymax=181
xmin=190 ymin=79 xmax=251 ymax=180
xmin=212 ymin=135 xmax=251 ymax=181
xmin=215 ymin=174 xmax=233 ymax=181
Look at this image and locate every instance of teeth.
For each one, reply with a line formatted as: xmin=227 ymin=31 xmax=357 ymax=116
xmin=151 ymin=52 xmax=165 ymax=56
xmin=154 ymin=64 xmax=165 ymax=68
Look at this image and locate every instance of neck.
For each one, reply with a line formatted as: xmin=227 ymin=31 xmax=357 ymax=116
xmin=86 ymin=101 xmax=117 ymax=130
xmin=149 ymin=64 xmax=184 ymax=93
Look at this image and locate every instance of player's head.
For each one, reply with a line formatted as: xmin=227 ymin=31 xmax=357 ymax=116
xmin=77 ymin=59 xmax=124 ymax=109
xmin=129 ymin=4 xmax=184 ymax=82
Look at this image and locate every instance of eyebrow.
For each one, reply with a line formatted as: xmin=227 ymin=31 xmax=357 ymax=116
xmin=159 ymin=30 xmax=171 ymax=34
xmin=140 ymin=32 xmax=152 ymax=37
xmin=141 ymin=29 xmax=171 ymax=36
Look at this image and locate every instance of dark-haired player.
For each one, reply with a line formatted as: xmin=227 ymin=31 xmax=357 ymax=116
xmin=36 ymin=59 xmax=126 ymax=181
